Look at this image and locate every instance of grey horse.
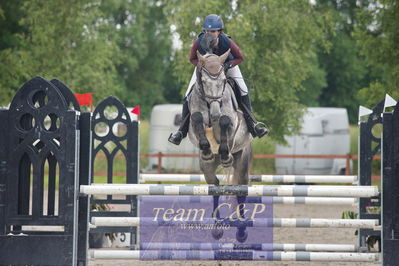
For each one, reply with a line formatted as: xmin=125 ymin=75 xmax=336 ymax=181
xmin=187 ymin=50 xmax=252 ymax=185
xmin=187 ymin=50 xmax=252 ymax=242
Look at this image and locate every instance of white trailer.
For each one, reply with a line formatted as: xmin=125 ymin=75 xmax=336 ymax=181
xmin=275 ymin=108 xmax=351 ymax=175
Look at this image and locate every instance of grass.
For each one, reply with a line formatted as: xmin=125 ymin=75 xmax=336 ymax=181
xmin=250 ymin=136 xmax=276 ymax=174
xmin=139 ymin=120 xmax=150 ymax=169
xmin=350 ymin=125 xmax=359 ymax=175
xmin=350 ymin=125 xmax=359 ymax=155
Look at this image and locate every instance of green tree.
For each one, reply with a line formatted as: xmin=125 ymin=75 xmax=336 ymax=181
xmin=318 ymin=32 xmax=369 ymax=122
xmin=0 ymin=0 xmax=29 ymax=103
xmin=165 ymin=0 xmax=333 ymax=142
xmin=100 ymin=0 xmax=181 ymax=118
xmin=0 ymin=0 xmax=122 ymax=105
xmin=0 ymin=0 xmax=26 ymax=51
xmin=316 ymin=0 xmax=370 ymax=123
xmin=298 ymin=52 xmax=327 ymax=106
xmin=354 ymin=0 xmax=399 ymax=107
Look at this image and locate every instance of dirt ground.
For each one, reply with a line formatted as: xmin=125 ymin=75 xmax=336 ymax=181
xmin=89 ymin=203 xmax=380 ymax=266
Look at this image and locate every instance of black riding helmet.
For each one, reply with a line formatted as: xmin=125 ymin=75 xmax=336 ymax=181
xmin=202 ymin=14 xmax=224 ymax=31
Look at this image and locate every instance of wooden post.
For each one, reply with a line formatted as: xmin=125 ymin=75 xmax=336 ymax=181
xmin=157 ymin=152 xmax=162 ymax=173
xmin=345 ymin=154 xmax=351 ymax=175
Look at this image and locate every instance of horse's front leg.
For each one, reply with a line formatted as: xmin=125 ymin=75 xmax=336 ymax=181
xmin=219 ymin=115 xmax=233 ymax=167
xmin=191 ymin=112 xmax=213 ymax=161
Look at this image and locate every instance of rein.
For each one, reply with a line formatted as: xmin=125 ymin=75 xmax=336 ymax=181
xmin=196 ymin=64 xmax=227 ymax=104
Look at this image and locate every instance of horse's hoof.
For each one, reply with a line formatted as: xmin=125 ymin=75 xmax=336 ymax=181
xmin=221 ymin=154 xmax=233 ymax=167
xmin=236 ymin=228 xmax=248 ymax=243
xmin=212 ymin=228 xmax=224 ymax=240
xmin=199 ymin=140 xmax=210 ymax=150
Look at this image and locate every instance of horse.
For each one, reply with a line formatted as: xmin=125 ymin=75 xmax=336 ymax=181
xmin=187 ymin=48 xmax=252 ymax=242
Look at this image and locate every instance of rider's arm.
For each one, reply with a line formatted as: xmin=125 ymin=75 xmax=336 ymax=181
xmin=189 ymin=39 xmax=199 ymax=66
xmin=229 ymin=40 xmax=244 ymax=67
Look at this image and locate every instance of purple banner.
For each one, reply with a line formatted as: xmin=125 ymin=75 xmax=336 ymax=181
xmin=139 ymin=195 xmax=273 ymax=254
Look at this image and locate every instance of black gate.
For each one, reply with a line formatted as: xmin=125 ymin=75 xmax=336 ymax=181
xmin=358 ymin=100 xmax=384 ymax=251
xmin=89 ymin=96 xmax=139 ymax=248
xmin=0 ymin=77 xmax=80 ymax=265
xmin=382 ymin=101 xmax=399 ymax=265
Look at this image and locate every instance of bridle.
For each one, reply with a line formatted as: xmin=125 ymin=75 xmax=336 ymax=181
xmin=196 ymin=59 xmax=227 ymax=107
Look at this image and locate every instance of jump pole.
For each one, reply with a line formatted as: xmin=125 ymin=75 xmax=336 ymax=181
xmin=140 ymin=174 xmax=358 ymax=184
xmin=80 ymin=184 xmax=379 ymax=197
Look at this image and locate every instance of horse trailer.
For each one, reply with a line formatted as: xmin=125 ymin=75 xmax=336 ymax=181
xmin=275 ymin=107 xmax=351 ymax=175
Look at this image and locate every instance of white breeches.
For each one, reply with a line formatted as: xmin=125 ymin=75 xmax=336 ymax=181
xmin=185 ymin=65 xmax=249 ymax=97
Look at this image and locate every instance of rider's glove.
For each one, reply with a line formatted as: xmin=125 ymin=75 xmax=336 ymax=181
xmin=223 ymin=62 xmax=231 ymax=72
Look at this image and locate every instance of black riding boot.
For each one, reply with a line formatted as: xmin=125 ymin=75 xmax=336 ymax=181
xmin=168 ymin=98 xmax=190 ymax=145
xmin=240 ymin=95 xmax=269 ymax=138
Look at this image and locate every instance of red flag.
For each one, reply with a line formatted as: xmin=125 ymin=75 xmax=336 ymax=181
xmin=74 ymin=93 xmax=93 ymax=106
xmin=131 ymin=105 xmax=140 ymax=120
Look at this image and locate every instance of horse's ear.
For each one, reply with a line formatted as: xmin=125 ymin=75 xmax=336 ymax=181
xmin=197 ymin=51 xmax=206 ymax=64
xmin=219 ymin=49 xmax=230 ymax=63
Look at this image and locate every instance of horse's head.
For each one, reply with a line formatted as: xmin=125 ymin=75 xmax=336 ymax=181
xmin=199 ymin=32 xmax=219 ymax=54
xmin=196 ymin=49 xmax=230 ymax=122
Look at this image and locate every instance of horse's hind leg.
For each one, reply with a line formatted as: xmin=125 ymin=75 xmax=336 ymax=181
xmin=219 ymin=115 xmax=233 ymax=167
xmin=236 ymin=195 xmax=248 ymax=243
xmin=232 ymin=145 xmax=251 ymax=185
xmin=191 ymin=112 xmax=213 ymax=161
xmin=200 ymin=159 xmax=224 ymax=240
xmin=232 ymin=146 xmax=251 ymax=243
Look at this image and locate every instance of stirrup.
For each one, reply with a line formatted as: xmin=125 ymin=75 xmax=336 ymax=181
xmin=254 ymin=122 xmax=269 ymax=138
xmin=168 ymin=131 xmax=184 ymax=145
xmin=255 ymin=122 xmax=267 ymax=128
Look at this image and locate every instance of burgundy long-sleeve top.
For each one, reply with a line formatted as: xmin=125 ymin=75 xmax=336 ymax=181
xmin=189 ymin=39 xmax=244 ymax=67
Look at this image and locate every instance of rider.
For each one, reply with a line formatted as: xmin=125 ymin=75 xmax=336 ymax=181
xmin=168 ymin=14 xmax=269 ymax=145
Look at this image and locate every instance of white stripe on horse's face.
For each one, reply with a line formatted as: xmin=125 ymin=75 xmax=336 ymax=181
xmin=201 ymin=70 xmax=226 ymax=99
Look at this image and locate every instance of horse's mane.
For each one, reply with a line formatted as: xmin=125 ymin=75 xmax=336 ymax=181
xmin=199 ymin=32 xmax=218 ymax=54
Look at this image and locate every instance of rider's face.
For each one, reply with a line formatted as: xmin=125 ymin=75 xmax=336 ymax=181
xmin=205 ymin=30 xmax=221 ymax=37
